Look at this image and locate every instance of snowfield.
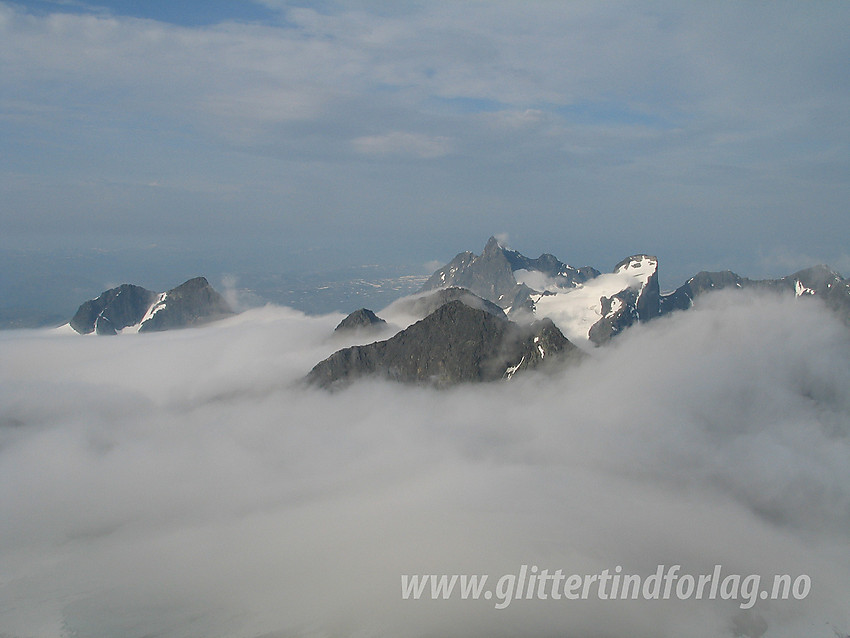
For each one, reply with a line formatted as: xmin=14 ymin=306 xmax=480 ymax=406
xmin=528 ymin=256 xmax=657 ymax=347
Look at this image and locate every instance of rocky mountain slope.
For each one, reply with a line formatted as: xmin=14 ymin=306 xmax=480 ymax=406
xmin=308 ymin=299 xmax=580 ymax=388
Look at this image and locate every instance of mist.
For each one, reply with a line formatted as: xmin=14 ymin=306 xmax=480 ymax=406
xmin=0 ymin=293 xmax=848 ymax=638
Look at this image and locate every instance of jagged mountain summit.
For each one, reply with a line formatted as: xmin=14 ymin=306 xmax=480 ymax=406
xmin=308 ymin=300 xmax=581 ymax=389
xmin=420 ymin=237 xmax=850 ymax=347
xmin=69 ymin=277 xmax=234 ymax=335
xmin=422 ymin=236 xmax=600 ymax=313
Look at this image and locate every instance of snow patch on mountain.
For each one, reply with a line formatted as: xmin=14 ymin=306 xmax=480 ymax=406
xmin=503 ymin=356 xmax=525 ymax=380
xmin=145 ymin=292 xmax=169 ymax=320
xmin=795 ymin=280 xmax=815 ymax=297
xmin=532 ymin=255 xmax=657 ymax=348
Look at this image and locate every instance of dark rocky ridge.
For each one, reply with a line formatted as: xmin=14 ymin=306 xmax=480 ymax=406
xmin=307 ymin=300 xmax=581 ymax=389
xmin=70 ymin=277 xmax=233 ymax=335
xmin=660 ymin=265 xmax=850 ymax=324
xmin=787 ymin=266 xmax=850 ymax=322
xmin=587 ymin=287 xmax=641 ymax=345
xmin=502 ymin=245 xmax=600 ymax=286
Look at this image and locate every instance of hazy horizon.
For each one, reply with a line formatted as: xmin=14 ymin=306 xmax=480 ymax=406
xmin=4 ymin=235 xmax=850 ymax=329
xmin=2 ymin=1 xmax=850 ymax=321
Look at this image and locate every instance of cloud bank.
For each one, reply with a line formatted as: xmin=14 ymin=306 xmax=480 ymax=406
xmin=0 ymin=292 xmax=848 ymax=637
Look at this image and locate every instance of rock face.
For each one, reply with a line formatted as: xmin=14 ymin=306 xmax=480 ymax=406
xmin=307 ymin=300 xmax=581 ymax=389
xmin=334 ymin=308 xmax=387 ymax=332
xmin=421 ymin=237 xmax=517 ymax=304
xmin=69 ymin=277 xmax=233 ymax=335
xmin=786 ymin=266 xmax=850 ymax=322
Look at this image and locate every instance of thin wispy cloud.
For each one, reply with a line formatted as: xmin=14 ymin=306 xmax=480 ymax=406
xmin=352 ymin=131 xmax=453 ymax=158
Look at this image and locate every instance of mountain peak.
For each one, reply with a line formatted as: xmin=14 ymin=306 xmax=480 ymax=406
xmin=334 ymin=308 xmax=387 ymax=332
xmin=69 ymin=277 xmax=233 ymax=335
xmin=420 ymin=238 xmax=518 ymax=303
xmin=790 ymin=264 xmax=842 ymax=285
xmin=70 ymin=284 xmax=158 ymax=335
xmin=138 ymin=277 xmax=232 ymax=332
xmin=484 ymin=235 xmax=504 ymax=253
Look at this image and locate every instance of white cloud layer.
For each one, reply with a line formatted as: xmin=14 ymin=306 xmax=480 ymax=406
xmin=0 ymin=292 xmax=848 ymax=637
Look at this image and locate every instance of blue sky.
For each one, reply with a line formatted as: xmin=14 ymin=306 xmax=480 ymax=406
xmin=2 ymin=0 xmax=850 ymax=295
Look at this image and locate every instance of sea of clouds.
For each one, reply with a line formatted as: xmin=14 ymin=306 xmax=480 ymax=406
xmin=0 ymin=291 xmax=848 ymax=638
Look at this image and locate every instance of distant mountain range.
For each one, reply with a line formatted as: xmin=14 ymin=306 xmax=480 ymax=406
xmin=59 ymin=238 xmax=849 ymax=388
xmin=307 ymin=237 xmax=850 ymax=388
